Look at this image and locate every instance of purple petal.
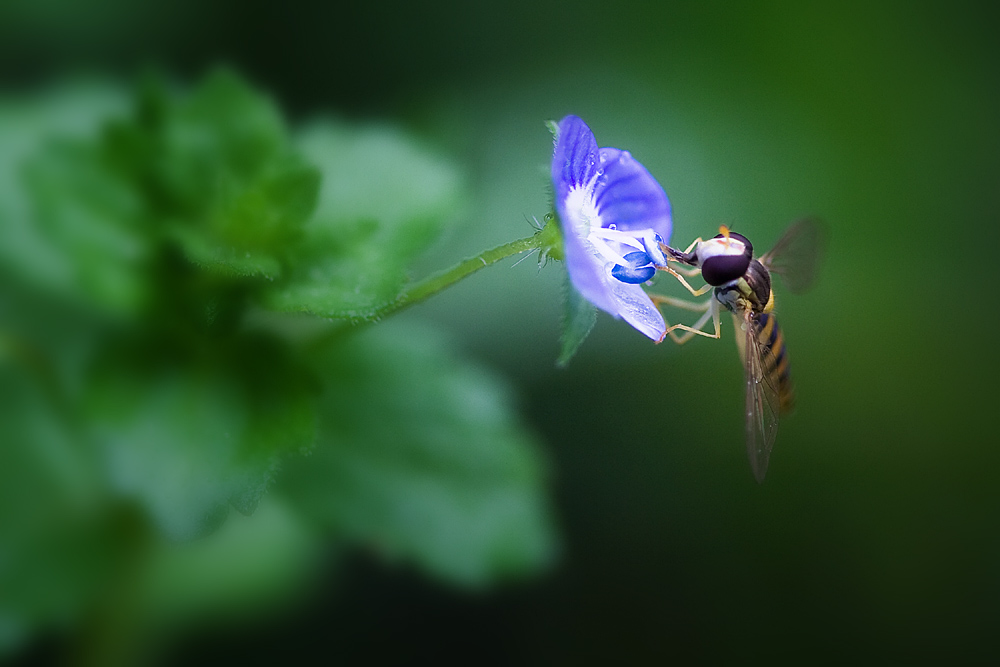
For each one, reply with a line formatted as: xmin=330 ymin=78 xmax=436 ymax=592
xmin=562 ymin=219 xmax=619 ymax=315
xmin=551 ymin=116 xmax=668 ymax=341
xmin=594 ymin=148 xmax=672 ymax=243
xmin=565 ymin=242 xmax=666 ymax=341
xmin=606 ymin=278 xmax=667 ymax=341
xmin=553 ymin=116 xmax=617 ymax=314
xmin=551 ymin=116 xmax=598 ymax=201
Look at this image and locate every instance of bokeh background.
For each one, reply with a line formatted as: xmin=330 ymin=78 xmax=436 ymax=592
xmin=2 ymin=0 xmax=998 ymax=663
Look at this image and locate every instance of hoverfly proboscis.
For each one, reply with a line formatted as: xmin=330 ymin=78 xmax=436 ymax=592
xmin=649 ymin=218 xmax=824 ymax=482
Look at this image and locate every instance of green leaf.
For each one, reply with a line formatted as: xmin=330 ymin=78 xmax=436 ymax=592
xmin=86 ymin=334 xmax=317 ymax=540
xmin=20 ymin=140 xmax=151 ymax=312
xmin=0 ymin=72 xmax=321 ymax=312
xmin=138 ymin=497 xmax=319 ymax=627
xmin=132 ymin=70 xmax=320 ymax=278
xmin=164 ymin=155 xmax=319 ymax=278
xmin=261 ymin=119 xmax=465 ymax=320
xmin=277 ymin=321 xmax=556 ymax=587
xmin=557 ymin=274 xmax=598 ymax=366
xmin=0 ymin=362 xmax=121 ymax=657
xmin=0 ymin=81 xmax=147 ymax=314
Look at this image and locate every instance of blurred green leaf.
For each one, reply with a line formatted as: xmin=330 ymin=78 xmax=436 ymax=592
xmin=262 ymin=119 xmax=466 ymax=320
xmin=165 ymin=156 xmax=318 ymax=279
xmin=0 ymin=71 xmax=321 ymax=317
xmin=108 ymin=70 xmax=321 ymax=278
xmin=139 ymin=497 xmax=319 ymax=627
xmin=0 ymin=70 xmax=546 ymax=657
xmin=20 ymin=139 xmax=150 ymax=313
xmin=278 ymin=321 xmax=556 ymax=587
xmin=0 ymin=81 xmax=137 ymax=313
xmin=0 ymin=362 xmax=120 ymax=657
xmin=87 ymin=334 xmax=317 ymax=540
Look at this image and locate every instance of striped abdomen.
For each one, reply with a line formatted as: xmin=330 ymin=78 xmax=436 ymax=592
xmin=755 ymin=312 xmax=795 ymax=413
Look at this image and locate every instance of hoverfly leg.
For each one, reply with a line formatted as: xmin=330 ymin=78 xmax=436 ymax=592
xmin=664 ymin=299 xmax=721 ymax=344
xmin=648 ymin=294 xmax=708 ymax=313
xmin=660 ymin=265 xmax=712 ymax=298
xmin=681 ymin=237 xmax=704 ymax=254
xmin=649 ymin=295 xmax=721 ymax=345
xmin=668 ymin=262 xmax=703 ymax=278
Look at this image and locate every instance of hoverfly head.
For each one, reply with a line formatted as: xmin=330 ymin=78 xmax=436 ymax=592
xmin=696 ymin=226 xmax=754 ymax=286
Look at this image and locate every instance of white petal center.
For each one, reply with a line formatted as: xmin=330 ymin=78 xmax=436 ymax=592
xmin=563 ymin=183 xmax=663 ymax=269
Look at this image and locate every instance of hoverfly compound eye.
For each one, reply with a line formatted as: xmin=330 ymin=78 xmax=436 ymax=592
xmin=697 ymin=232 xmax=753 ymax=286
xmin=701 ymin=253 xmax=751 ymax=286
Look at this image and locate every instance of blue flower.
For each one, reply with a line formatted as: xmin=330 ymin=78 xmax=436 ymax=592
xmin=551 ymin=115 xmax=672 ymax=341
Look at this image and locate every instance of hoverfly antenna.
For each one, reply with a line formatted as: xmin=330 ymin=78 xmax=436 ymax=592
xmin=719 ymin=225 xmax=731 ymax=246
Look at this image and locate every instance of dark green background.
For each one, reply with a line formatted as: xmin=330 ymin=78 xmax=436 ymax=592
xmin=3 ymin=0 xmax=997 ymax=662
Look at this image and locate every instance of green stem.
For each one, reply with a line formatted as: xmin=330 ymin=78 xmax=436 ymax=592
xmin=372 ymin=217 xmax=561 ymax=320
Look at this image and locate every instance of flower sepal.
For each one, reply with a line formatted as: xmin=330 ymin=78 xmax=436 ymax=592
xmin=535 ymin=212 xmax=564 ymax=263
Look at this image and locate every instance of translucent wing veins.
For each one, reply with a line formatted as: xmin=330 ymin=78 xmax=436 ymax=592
xmin=758 ymin=217 xmax=825 ymax=294
xmin=740 ymin=311 xmax=781 ymax=483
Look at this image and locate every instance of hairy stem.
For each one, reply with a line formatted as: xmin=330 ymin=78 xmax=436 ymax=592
xmin=371 ymin=217 xmax=561 ymax=320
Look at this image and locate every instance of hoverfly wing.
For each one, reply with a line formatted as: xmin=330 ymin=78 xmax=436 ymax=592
xmin=758 ymin=217 xmax=825 ymax=294
xmin=738 ymin=311 xmax=781 ymax=483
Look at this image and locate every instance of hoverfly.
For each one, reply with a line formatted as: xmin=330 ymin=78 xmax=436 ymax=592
xmin=650 ymin=218 xmax=824 ymax=482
